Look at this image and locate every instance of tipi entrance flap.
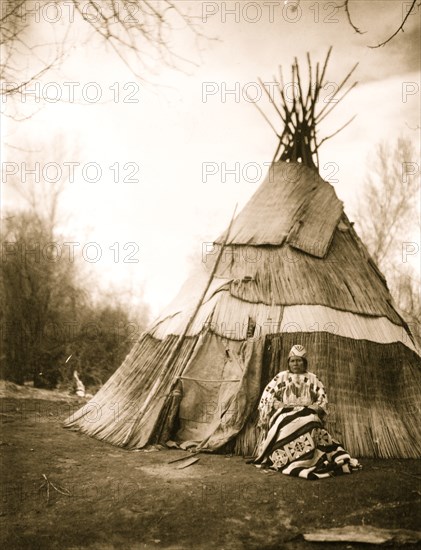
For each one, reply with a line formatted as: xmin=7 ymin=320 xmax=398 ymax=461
xmin=176 ymin=332 xmax=264 ymax=449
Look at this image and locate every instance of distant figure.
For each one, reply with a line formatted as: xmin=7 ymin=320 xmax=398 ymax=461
xmin=73 ymin=370 xmax=85 ymax=398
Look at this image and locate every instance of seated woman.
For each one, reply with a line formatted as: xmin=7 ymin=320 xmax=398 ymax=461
xmin=254 ymin=345 xmax=360 ymax=479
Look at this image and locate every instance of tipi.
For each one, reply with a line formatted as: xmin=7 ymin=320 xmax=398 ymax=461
xmin=65 ymin=50 xmax=421 ymax=459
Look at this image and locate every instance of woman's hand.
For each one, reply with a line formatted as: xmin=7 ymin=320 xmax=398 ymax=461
xmin=273 ymin=399 xmax=283 ymax=410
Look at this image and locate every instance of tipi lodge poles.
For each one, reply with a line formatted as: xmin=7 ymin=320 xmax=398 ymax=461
xmin=251 ymin=48 xmax=358 ymax=170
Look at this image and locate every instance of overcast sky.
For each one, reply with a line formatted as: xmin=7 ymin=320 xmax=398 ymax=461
xmin=3 ymin=0 xmax=420 ymax=317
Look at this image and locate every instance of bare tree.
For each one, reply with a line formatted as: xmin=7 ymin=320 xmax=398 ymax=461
xmin=356 ymin=138 xmax=418 ymax=265
xmin=354 ymin=137 xmax=420 ymax=330
xmin=1 ymin=0 xmax=202 ymax=101
xmin=5 ymin=137 xmax=71 ymax=235
xmin=1 ymin=135 xmax=151 ymax=387
xmin=342 ymin=0 xmax=419 ymax=47
xmin=0 ymin=210 xmax=81 ymax=385
xmin=1 ymin=135 xmax=80 ymax=384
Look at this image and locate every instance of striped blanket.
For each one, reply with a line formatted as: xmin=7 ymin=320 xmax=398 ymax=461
xmin=254 ymin=406 xmax=360 ymax=479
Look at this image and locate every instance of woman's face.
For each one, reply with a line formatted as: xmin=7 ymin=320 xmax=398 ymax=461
xmin=288 ymin=356 xmax=306 ymax=374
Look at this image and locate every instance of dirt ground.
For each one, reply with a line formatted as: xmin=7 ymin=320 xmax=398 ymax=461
xmin=1 ymin=386 xmax=420 ymax=550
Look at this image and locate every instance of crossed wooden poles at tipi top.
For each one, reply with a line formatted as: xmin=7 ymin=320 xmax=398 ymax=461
xmin=253 ymin=46 xmax=358 ymax=170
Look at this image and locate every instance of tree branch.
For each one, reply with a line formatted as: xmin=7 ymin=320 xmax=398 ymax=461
xmin=342 ymin=0 xmax=366 ymax=34
xmin=369 ymin=0 xmax=419 ymax=48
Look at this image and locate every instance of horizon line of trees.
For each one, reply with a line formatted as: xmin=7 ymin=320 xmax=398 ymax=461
xmin=0 ymin=209 xmax=150 ymax=389
xmin=1 ymin=145 xmax=150 ymax=390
